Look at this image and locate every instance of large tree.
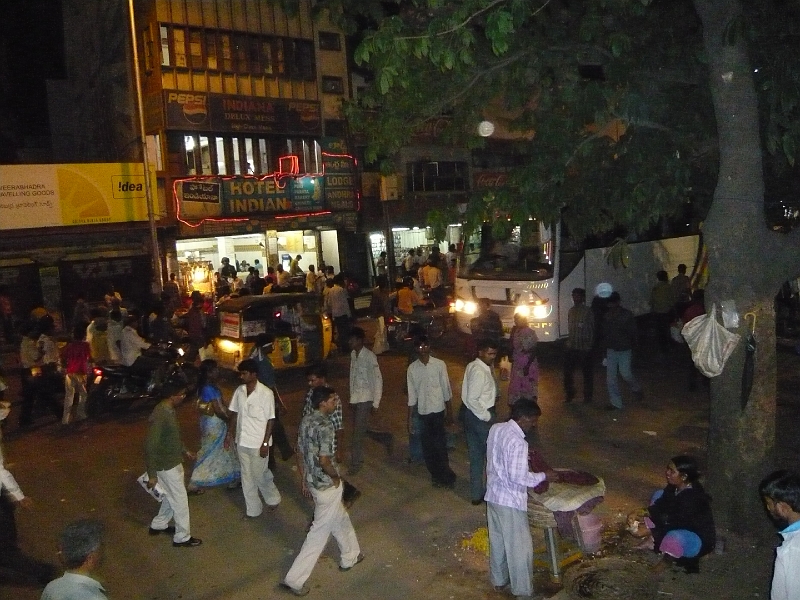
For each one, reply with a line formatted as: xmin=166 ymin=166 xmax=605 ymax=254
xmin=317 ymin=0 xmax=800 ymax=533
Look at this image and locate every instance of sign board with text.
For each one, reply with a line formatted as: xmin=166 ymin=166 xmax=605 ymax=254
xmin=0 ymin=163 xmax=155 ymax=230
xmin=164 ymin=92 xmax=322 ymax=136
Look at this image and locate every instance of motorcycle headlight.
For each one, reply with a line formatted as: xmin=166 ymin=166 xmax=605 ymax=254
xmin=177 ymin=347 xmax=185 ymax=357
xmin=463 ymin=301 xmax=478 ymax=315
xmin=454 ymin=298 xmax=465 ymax=312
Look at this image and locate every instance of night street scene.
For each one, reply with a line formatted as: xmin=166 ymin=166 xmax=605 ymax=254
xmin=2 ymin=1 xmax=800 ymax=600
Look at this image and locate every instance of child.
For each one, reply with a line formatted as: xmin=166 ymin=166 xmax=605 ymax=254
xmin=759 ymin=470 xmax=800 ymax=600
xmin=61 ymin=324 xmax=92 ymax=425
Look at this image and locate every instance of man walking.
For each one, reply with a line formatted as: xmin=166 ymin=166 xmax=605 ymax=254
xmin=249 ymin=334 xmax=294 ymax=465
xmin=604 ymin=292 xmax=642 ymax=410
xmin=324 ymin=274 xmax=352 ymax=354
xmin=461 ymin=338 xmax=499 ymax=505
xmin=348 ymin=327 xmax=392 ymax=475
xmin=302 ymin=364 xmax=344 ymax=462
xmin=563 ymin=288 xmax=595 ymax=403
xmin=144 ymin=388 xmax=202 ymax=547
xmin=282 ymin=386 xmax=363 ymax=596
xmin=485 ymin=399 xmax=558 ymax=600
xmin=407 ymin=336 xmax=456 ymax=488
xmin=226 ymin=359 xmax=282 ymax=517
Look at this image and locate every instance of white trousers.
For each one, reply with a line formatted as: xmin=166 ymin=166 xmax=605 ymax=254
xmin=237 ymin=445 xmax=281 ymax=517
xmin=487 ymin=502 xmax=534 ymax=597
xmin=63 ymin=373 xmax=87 ymax=424
xmin=150 ymin=463 xmax=191 ymax=543
xmin=283 ymin=483 xmax=361 ymax=590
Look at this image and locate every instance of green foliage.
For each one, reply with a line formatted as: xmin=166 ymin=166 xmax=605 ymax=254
xmin=318 ymin=0 xmax=718 ymax=237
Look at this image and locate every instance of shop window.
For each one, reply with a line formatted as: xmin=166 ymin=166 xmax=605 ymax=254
xmin=185 ymin=135 xmax=198 ymax=175
xmin=248 ymin=37 xmax=262 ymax=74
xmin=232 ymin=139 xmax=242 ymax=175
xmin=286 ymin=39 xmax=315 ymax=81
xmin=199 ymin=136 xmax=212 ymax=173
xmin=233 ymin=35 xmax=249 ymax=74
xmin=406 ymin=161 xmax=468 ymax=192
xmin=160 ymin=25 xmax=171 ymax=67
xmin=274 ymin=38 xmax=286 ymax=75
xmin=318 ymin=31 xmax=341 ymax=51
xmin=261 ymin=39 xmax=275 ymax=75
xmin=143 ymin=27 xmax=154 ymax=73
xmin=258 ymin=139 xmax=270 ymax=174
xmin=220 ymin=33 xmax=233 ymax=71
xmin=189 ymin=30 xmax=203 ymax=69
xmin=215 ymin=138 xmax=227 ymax=174
xmin=321 ymin=76 xmax=344 ymax=94
xmin=206 ymin=32 xmax=218 ymax=70
xmin=173 ymin=28 xmax=187 ymax=68
xmin=244 ymin=138 xmax=255 ymax=174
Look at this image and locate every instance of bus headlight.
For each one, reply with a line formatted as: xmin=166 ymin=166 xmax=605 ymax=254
xmin=531 ymin=303 xmax=552 ymax=319
xmin=463 ymin=301 xmax=478 ymax=315
xmin=454 ymin=298 xmax=465 ymax=312
xmin=514 ymin=304 xmax=531 ymax=318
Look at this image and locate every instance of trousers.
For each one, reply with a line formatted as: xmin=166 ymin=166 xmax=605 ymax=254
xmin=420 ymin=410 xmax=455 ymax=486
xmin=487 ymin=502 xmax=534 ymax=597
xmin=283 ymin=483 xmax=361 ymax=590
xmin=462 ymin=406 xmax=494 ymax=502
xmin=62 ymin=373 xmax=88 ymax=424
xmin=237 ymin=444 xmax=281 ymax=517
xmin=150 ymin=463 xmax=191 ymax=543
xmin=563 ymin=348 xmax=594 ymax=402
xmin=350 ymin=402 xmax=393 ymax=470
xmin=606 ymin=349 xmax=641 ymax=408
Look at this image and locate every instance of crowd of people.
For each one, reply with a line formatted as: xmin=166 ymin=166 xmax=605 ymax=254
xmin=3 ymin=261 xmax=800 ymax=599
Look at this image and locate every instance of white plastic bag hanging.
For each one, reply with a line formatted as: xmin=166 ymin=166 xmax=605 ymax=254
xmin=681 ymin=304 xmax=740 ymax=378
xmin=373 ymin=316 xmax=389 ymax=355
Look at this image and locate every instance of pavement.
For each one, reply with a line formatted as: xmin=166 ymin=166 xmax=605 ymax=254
xmin=1 ymin=318 xmax=796 ymax=599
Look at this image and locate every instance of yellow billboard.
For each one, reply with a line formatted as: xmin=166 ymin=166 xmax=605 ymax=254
xmin=0 ymin=163 xmax=154 ymax=230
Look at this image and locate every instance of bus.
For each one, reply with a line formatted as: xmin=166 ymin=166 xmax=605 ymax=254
xmin=452 ymin=220 xmax=701 ymax=342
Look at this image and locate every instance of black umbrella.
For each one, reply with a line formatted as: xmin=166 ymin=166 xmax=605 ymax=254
xmin=741 ymin=313 xmax=756 ymax=410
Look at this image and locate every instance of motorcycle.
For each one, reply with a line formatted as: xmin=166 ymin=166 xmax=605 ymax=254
xmin=86 ymin=342 xmax=198 ymax=417
xmin=386 ymin=306 xmax=451 ymax=348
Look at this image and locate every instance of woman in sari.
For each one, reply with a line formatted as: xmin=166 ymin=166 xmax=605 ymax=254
xmin=188 ymin=360 xmax=240 ymax=493
xmin=508 ymin=313 xmax=539 ymax=404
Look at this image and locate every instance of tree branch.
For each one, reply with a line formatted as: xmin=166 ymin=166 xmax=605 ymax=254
xmin=396 ymin=0 xmax=552 ymax=41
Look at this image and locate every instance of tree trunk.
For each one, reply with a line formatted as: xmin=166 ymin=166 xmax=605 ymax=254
xmin=693 ymin=0 xmax=796 ymax=536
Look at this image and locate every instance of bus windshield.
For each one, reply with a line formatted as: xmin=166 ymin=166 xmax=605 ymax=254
xmin=459 ymin=222 xmax=554 ymax=282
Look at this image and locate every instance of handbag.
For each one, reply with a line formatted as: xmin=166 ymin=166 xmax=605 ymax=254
xmin=195 ymin=398 xmax=216 ymax=417
xmin=681 ymin=304 xmax=740 ymax=378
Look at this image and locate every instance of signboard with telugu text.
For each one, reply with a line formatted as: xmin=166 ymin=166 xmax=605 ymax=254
xmin=0 ymin=163 xmax=155 ymax=230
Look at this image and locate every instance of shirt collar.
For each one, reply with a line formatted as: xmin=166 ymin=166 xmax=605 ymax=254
xmin=62 ymin=572 xmax=106 ymax=591
xmin=471 ymin=358 xmax=492 ymax=374
xmin=781 ymin=519 xmax=800 ymax=535
xmin=506 ymin=419 xmax=525 ymax=439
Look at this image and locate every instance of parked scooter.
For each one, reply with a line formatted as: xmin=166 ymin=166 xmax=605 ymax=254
xmin=386 ymin=307 xmax=450 ymax=348
xmin=86 ymin=341 xmax=197 ymax=417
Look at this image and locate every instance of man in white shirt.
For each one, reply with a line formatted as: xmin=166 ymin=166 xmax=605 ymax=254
xmin=407 ymin=337 xmax=456 ymax=488
xmin=106 ymin=310 xmax=124 ymax=363
xmin=120 ymin=316 xmax=151 ymax=367
xmin=226 ymin=359 xmax=282 ymax=517
xmin=41 ymin=520 xmax=108 ymax=600
xmin=760 ymin=470 xmax=800 ymax=600
xmin=461 ymin=338 xmax=500 ymax=505
xmin=485 ymin=400 xmax=557 ymax=599
xmin=347 ymin=327 xmax=392 ymax=475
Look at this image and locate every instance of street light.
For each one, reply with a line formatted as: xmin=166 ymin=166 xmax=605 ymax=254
xmin=128 ymin=0 xmax=163 ymax=293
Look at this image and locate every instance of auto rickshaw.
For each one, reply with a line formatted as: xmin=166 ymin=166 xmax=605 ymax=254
xmin=213 ymin=293 xmax=332 ymax=370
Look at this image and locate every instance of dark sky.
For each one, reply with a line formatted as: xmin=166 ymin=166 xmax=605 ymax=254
xmin=1 ymin=0 xmax=65 ymax=137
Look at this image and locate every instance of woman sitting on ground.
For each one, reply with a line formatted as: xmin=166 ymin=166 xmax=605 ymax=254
xmin=629 ymin=455 xmax=716 ymax=573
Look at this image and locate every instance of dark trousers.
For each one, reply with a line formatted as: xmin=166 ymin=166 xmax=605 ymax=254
xmin=462 ymin=405 xmax=495 ymax=502
xmin=563 ymin=348 xmax=594 ymax=402
xmin=420 ymin=410 xmax=455 ymax=486
xmin=351 ymin=402 xmax=393 ymax=469
xmin=267 ymin=412 xmax=295 ymax=471
xmin=333 ymin=315 xmax=352 ymax=354
xmin=653 ymin=312 xmax=673 ymax=354
xmin=0 ymin=496 xmax=57 ymax=585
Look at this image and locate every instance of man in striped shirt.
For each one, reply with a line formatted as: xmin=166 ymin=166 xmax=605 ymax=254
xmin=563 ymin=288 xmax=595 ymax=403
xmin=485 ymin=399 xmax=558 ymax=600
